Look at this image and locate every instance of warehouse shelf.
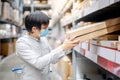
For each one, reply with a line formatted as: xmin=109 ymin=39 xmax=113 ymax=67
xmin=0 ymin=36 xmax=18 ymax=39
xmin=23 ymin=4 xmax=51 ymax=11
xmin=61 ymin=0 xmax=120 ymax=27
xmin=0 ymin=17 xmax=21 ymax=27
xmin=76 ymin=0 xmax=120 ymax=23
xmin=69 ymin=0 xmax=120 ymax=79
xmin=74 ymin=42 xmax=120 ymax=78
xmin=1 ymin=0 xmax=23 ymax=13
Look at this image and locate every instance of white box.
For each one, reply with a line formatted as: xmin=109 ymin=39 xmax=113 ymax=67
xmin=90 ymin=44 xmax=98 ymax=54
xmin=118 ymin=36 xmax=120 ymax=42
xmin=85 ymin=51 xmax=98 ymax=63
xmin=117 ymin=43 xmax=120 ymax=50
xmin=115 ymin=51 xmax=120 ymax=64
xmin=97 ymin=47 xmax=116 ymax=62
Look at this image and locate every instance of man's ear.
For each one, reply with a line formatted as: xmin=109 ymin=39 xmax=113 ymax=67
xmin=31 ymin=26 xmax=36 ymax=33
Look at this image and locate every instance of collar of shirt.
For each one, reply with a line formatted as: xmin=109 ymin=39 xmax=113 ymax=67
xmin=26 ymin=34 xmax=41 ymax=42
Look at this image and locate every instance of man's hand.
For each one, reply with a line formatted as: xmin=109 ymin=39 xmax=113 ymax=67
xmin=61 ymin=37 xmax=79 ymax=51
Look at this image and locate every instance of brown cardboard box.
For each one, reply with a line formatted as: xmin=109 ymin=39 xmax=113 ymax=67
xmin=13 ymin=9 xmax=19 ymax=23
xmin=90 ymin=39 xmax=119 ymax=49
xmin=0 ymin=1 xmax=2 ymax=16
xmin=41 ymin=1 xmax=47 ymax=4
xmin=10 ymin=7 xmax=14 ymax=22
xmin=77 ymin=0 xmax=84 ymax=3
xmin=93 ymin=34 xmax=119 ymax=41
xmin=1 ymin=39 xmax=13 ymax=56
xmin=57 ymin=56 xmax=72 ymax=80
xmin=2 ymin=2 xmax=10 ymax=20
xmin=76 ymin=25 xmax=120 ymax=42
xmin=66 ymin=17 xmax=120 ymax=42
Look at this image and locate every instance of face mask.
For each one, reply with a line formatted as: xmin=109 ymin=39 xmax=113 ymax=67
xmin=40 ymin=29 xmax=49 ymax=37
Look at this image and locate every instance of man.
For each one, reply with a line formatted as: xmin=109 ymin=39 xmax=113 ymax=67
xmin=16 ymin=11 xmax=79 ymax=80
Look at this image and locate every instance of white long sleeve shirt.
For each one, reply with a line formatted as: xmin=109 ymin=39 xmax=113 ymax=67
xmin=16 ymin=35 xmax=66 ymax=80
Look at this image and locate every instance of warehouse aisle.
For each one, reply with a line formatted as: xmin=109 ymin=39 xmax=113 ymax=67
xmin=0 ymin=0 xmax=120 ymax=80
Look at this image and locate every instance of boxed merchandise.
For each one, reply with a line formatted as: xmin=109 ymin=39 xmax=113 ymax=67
xmin=0 ymin=24 xmax=12 ymax=38
xmin=93 ymin=34 xmax=119 ymax=40
xmin=10 ymin=7 xmax=14 ymax=22
xmin=1 ymin=39 xmax=13 ymax=56
xmin=13 ymin=9 xmax=19 ymax=23
xmin=119 ymin=36 xmax=120 ymax=41
xmin=77 ymin=0 xmax=84 ymax=3
xmin=90 ymin=39 xmax=119 ymax=49
xmin=56 ymin=55 xmax=72 ymax=80
xmin=0 ymin=1 xmax=2 ymax=16
xmin=41 ymin=1 xmax=47 ymax=4
xmin=117 ymin=42 xmax=120 ymax=50
xmin=2 ymin=2 xmax=10 ymax=20
xmin=66 ymin=17 xmax=120 ymax=42
xmin=19 ymin=13 xmax=23 ymax=25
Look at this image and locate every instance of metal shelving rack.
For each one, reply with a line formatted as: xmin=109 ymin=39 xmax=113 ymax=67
xmin=62 ymin=0 xmax=120 ymax=79
xmin=0 ymin=0 xmax=24 ymax=39
xmin=23 ymin=0 xmax=51 ymax=13
xmin=0 ymin=0 xmax=23 ymax=39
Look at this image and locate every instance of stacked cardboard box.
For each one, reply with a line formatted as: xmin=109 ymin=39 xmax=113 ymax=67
xmin=40 ymin=1 xmax=47 ymax=4
xmin=13 ymin=9 xmax=19 ymax=24
xmin=0 ymin=24 xmax=12 ymax=38
xmin=0 ymin=1 xmax=2 ymax=16
xmin=55 ymin=55 xmax=72 ymax=80
xmin=93 ymin=34 xmax=119 ymax=41
xmin=90 ymin=39 xmax=119 ymax=49
xmin=1 ymin=2 xmax=21 ymax=25
xmin=118 ymin=36 xmax=120 ymax=50
xmin=2 ymin=2 xmax=11 ymax=20
xmin=66 ymin=17 xmax=120 ymax=42
xmin=1 ymin=39 xmax=13 ymax=56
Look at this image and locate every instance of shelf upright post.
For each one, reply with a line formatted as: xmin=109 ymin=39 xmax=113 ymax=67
xmin=72 ymin=0 xmax=77 ymax=80
xmin=31 ymin=0 xmax=34 ymax=13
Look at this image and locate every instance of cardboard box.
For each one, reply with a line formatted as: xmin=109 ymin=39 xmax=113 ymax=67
xmin=117 ymin=42 xmax=120 ymax=50
xmin=90 ymin=39 xmax=119 ymax=49
xmin=0 ymin=1 xmax=2 ymax=16
xmin=97 ymin=47 xmax=116 ymax=62
xmin=13 ymin=9 xmax=19 ymax=23
xmin=115 ymin=52 xmax=120 ymax=64
xmin=10 ymin=7 xmax=14 ymax=22
xmin=77 ymin=0 xmax=84 ymax=3
xmin=93 ymin=34 xmax=119 ymax=40
xmin=99 ymin=41 xmax=119 ymax=49
xmin=40 ymin=1 xmax=47 ymax=4
xmin=2 ymin=2 xmax=10 ymax=20
xmin=1 ymin=39 xmax=13 ymax=56
xmin=56 ymin=56 xmax=72 ymax=80
xmin=119 ymin=36 xmax=120 ymax=41
xmin=68 ymin=24 xmax=120 ymax=43
xmin=66 ymin=17 xmax=120 ymax=42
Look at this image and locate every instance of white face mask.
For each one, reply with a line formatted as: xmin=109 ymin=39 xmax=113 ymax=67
xmin=40 ymin=29 xmax=49 ymax=37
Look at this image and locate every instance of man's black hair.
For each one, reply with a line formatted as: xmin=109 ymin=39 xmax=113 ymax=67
xmin=25 ymin=11 xmax=50 ymax=32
